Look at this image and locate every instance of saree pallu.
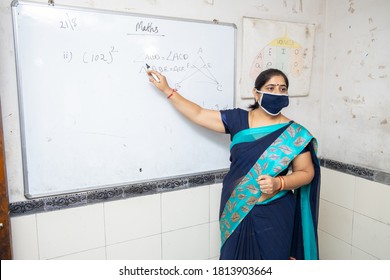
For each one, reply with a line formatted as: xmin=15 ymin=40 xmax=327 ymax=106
xmin=219 ymin=121 xmax=320 ymax=260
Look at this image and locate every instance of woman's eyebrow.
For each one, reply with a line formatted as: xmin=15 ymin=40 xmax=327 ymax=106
xmin=264 ymin=83 xmax=287 ymax=87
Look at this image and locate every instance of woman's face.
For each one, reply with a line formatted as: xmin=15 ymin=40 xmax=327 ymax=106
xmin=260 ymin=75 xmax=288 ymax=95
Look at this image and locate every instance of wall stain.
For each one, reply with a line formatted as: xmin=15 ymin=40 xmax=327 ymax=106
xmin=85 ymin=0 xmax=96 ymax=8
xmin=343 ymin=95 xmax=365 ymax=104
xmin=292 ymin=0 xmax=303 ymax=13
xmin=380 ymin=119 xmax=388 ymax=125
xmin=204 ymin=0 xmax=214 ymax=5
xmin=254 ymin=5 xmax=269 ymax=12
xmin=348 ymin=0 xmax=355 ymax=13
xmin=147 ymin=0 xmax=158 ymax=5
xmin=305 ymin=27 xmax=311 ymax=38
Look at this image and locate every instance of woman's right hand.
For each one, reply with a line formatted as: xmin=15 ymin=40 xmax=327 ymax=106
xmin=147 ymin=70 xmax=172 ymax=96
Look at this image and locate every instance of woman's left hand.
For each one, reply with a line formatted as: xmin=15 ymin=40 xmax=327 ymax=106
xmin=256 ymin=175 xmax=280 ymax=194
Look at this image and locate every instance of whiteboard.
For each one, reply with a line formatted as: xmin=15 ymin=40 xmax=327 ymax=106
xmin=11 ymin=1 xmax=236 ymax=198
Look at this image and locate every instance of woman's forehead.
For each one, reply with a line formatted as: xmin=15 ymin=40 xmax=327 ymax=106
xmin=265 ymin=75 xmax=286 ymax=85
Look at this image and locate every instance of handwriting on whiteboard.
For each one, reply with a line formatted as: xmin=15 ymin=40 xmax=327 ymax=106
xmin=63 ymin=46 xmax=118 ymax=64
xmin=135 ymin=21 xmax=159 ymax=34
xmin=57 ymin=16 xmax=222 ymax=91
xmin=59 ymin=13 xmax=77 ymax=31
xmin=135 ymin=48 xmax=223 ymax=91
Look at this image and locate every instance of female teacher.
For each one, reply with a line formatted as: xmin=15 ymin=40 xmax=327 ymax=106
xmin=147 ymin=68 xmax=320 ymax=260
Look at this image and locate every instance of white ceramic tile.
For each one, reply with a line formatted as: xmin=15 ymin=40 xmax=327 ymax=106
xmin=162 ymin=223 xmax=209 ymax=260
xmin=351 ymin=247 xmax=379 ymax=260
xmin=10 ymin=215 xmax=39 ymax=260
xmin=106 ymin=234 xmax=161 ymax=260
xmin=52 ymin=247 xmax=106 ymax=260
xmin=355 ymin=177 xmax=390 ymax=225
xmin=318 ymin=199 xmax=353 ymax=243
xmin=209 ymin=220 xmax=220 ymax=259
xmin=318 ymin=230 xmax=352 ymax=260
xmin=320 ymin=168 xmax=355 ymax=210
xmin=104 ymin=194 xmax=161 ymax=245
xmin=36 ymin=204 xmax=105 ymax=259
xmin=210 ymin=183 xmax=222 ymax=222
xmin=352 ymin=213 xmax=390 ymax=260
xmin=162 ymin=186 xmax=209 ymax=232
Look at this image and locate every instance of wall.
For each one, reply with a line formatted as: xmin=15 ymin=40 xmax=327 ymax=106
xmin=318 ymin=0 xmax=390 ymax=258
xmin=2 ymin=0 xmax=389 ymax=260
xmin=10 ymin=184 xmax=222 ymax=260
xmin=322 ymin=0 xmax=390 ymax=172
xmin=319 ymin=168 xmax=390 ymax=259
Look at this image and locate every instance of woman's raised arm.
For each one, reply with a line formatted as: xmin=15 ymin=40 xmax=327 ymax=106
xmin=147 ymin=69 xmax=226 ymax=133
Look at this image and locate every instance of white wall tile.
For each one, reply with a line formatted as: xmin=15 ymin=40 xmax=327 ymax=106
xmin=352 ymin=213 xmax=390 ymax=260
xmin=209 ymin=220 xmax=220 ymax=259
xmin=210 ymin=183 xmax=222 ymax=222
xmin=10 ymin=215 xmax=39 ymax=260
xmin=209 ymin=183 xmax=222 ymax=259
xmin=36 ymin=204 xmax=105 ymax=259
xmin=162 ymin=186 xmax=209 ymax=232
xmin=162 ymin=223 xmax=209 ymax=260
xmin=52 ymin=247 xmax=106 ymax=260
xmin=318 ymin=199 xmax=353 ymax=243
xmin=355 ymin=177 xmax=390 ymax=225
xmin=107 ymin=234 xmax=161 ymax=260
xmin=351 ymin=247 xmax=379 ymax=260
xmin=320 ymin=168 xmax=355 ymax=210
xmin=318 ymin=230 xmax=352 ymax=260
xmin=104 ymin=194 xmax=161 ymax=245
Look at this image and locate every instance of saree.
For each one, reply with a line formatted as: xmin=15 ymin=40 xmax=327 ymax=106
xmin=219 ymin=120 xmax=320 ymax=260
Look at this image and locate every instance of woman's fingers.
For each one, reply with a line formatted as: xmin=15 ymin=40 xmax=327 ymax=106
xmin=257 ymin=175 xmax=276 ymax=194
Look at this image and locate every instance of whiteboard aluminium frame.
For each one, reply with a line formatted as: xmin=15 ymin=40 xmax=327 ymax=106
xmin=11 ymin=0 xmax=237 ymax=198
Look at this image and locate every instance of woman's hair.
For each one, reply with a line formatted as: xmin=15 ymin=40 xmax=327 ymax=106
xmin=248 ymin=68 xmax=289 ymax=110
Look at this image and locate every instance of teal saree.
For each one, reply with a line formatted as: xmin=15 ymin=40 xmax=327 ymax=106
xmin=219 ymin=120 xmax=320 ymax=260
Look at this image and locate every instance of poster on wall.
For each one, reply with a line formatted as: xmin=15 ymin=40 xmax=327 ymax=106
xmin=241 ymin=17 xmax=315 ymax=98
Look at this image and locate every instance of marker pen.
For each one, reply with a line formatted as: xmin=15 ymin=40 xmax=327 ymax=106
xmin=146 ymin=64 xmax=160 ymax=83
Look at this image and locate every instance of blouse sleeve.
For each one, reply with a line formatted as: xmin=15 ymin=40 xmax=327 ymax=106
xmin=220 ymin=108 xmax=249 ymax=139
xmin=220 ymin=110 xmax=231 ymax=134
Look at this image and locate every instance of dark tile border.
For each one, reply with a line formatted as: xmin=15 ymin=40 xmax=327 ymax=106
xmin=8 ymin=159 xmax=390 ymax=217
xmin=321 ymin=158 xmax=390 ymax=185
xmin=9 ymin=169 xmax=229 ymax=217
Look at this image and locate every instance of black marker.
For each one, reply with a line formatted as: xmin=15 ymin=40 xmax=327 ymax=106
xmin=146 ymin=63 xmax=160 ymax=83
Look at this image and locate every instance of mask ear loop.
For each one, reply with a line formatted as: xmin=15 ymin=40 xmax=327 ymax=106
xmin=257 ymin=91 xmax=264 ymax=105
xmin=255 ymin=88 xmax=261 ymax=105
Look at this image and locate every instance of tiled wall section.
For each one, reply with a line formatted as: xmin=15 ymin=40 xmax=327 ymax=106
xmin=319 ymin=168 xmax=390 ymax=260
xmin=9 ymin=164 xmax=390 ymax=260
xmin=10 ymin=184 xmax=222 ymax=260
